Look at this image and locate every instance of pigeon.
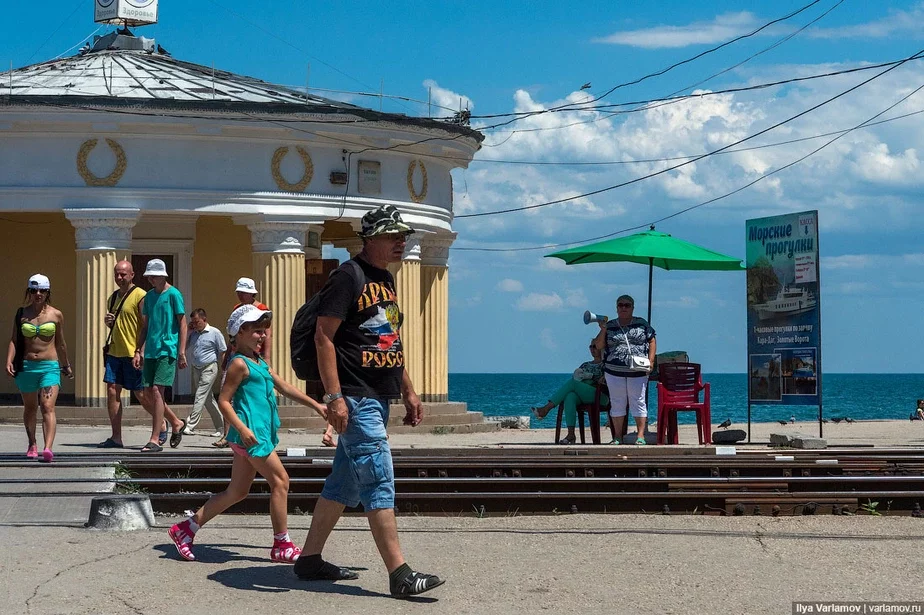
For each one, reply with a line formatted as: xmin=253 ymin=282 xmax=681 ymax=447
xmin=844 ymin=417 xmax=855 ymax=424
xmin=718 ymin=418 xmax=732 ymax=430
xmin=831 ymin=417 xmax=843 ymax=424
xmin=777 ymin=420 xmax=788 ymax=426
xmin=580 ymin=82 xmax=592 ymax=90
xmin=821 ymin=418 xmax=829 ymax=424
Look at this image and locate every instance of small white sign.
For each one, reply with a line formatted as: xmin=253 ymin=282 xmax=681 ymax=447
xmin=794 ymin=254 xmax=816 ymax=283
xmin=286 ymin=447 xmax=306 ymax=457
xmin=714 ymin=446 xmax=737 ymax=456
xmin=95 ymin=0 xmax=159 ymax=26
xmin=357 ymin=160 xmax=381 ymax=195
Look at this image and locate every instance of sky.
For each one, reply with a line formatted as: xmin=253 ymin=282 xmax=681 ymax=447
xmin=4 ymin=1 xmax=924 ymax=374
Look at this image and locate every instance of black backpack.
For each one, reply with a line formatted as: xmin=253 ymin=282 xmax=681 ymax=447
xmin=291 ymin=259 xmax=365 ymax=380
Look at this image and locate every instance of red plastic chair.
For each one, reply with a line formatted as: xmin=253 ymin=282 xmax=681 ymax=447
xmin=656 ymin=363 xmax=711 ymax=445
xmin=554 ymin=381 xmax=621 ymax=444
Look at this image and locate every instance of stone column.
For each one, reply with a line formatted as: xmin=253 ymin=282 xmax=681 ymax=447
xmin=247 ymin=221 xmax=322 ymax=397
xmin=390 ymin=236 xmax=423 ymax=390
xmin=64 ymin=209 xmax=140 ymax=407
xmin=419 ymin=233 xmax=454 ymax=402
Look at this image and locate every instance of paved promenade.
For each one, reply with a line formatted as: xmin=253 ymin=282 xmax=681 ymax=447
xmin=1 ymin=422 xmax=923 ymax=613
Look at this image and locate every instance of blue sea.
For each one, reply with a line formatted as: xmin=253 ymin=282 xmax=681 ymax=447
xmin=449 ymin=373 xmax=924 ymax=427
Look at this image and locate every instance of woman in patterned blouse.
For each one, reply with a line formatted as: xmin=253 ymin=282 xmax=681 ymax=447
xmin=531 ymin=340 xmax=609 ymax=444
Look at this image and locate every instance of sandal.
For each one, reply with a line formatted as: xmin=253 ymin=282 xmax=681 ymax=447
xmin=530 ymin=407 xmax=548 ymax=420
xmin=558 ymin=435 xmax=576 ymax=445
xmin=636 ymin=437 xmax=647 ymax=446
xmin=212 ymin=438 xmax=229 ymax=448
xmin=97 ymin=438 xmax=123 ymax=449
xmin=141 ymin=442 xmax=163 ymax=452
xmin=170 ymin=420 xmax=186 ymax=448
xmin=157 ymin=422 xmax=168 ymax=446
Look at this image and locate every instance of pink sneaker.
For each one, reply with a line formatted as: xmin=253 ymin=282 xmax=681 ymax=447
xmin=41 ymin=449 xmax=54 ymax=463
xmin=168 ymin=522 xmax=196 ymax=561
xmin=26 ymin=445 xmax=38 ymax=459
xmin=270 ymin=541 xmax=301 ymax=563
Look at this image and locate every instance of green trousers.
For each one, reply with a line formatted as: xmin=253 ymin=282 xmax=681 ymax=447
xmin=548 ymin=380 xmax=609 ymax=428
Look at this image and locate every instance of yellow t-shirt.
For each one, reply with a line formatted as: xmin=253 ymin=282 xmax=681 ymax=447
xmin=108 ymin=287 xmax=145 ymax=358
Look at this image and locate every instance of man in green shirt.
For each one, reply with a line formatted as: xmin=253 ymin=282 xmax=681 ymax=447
xmin=132 ymin=259 xmax=188 ymax=452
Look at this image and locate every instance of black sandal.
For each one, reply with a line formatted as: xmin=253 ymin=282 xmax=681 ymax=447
xmin=170 ymin=420 xmax=186 ymax=448
xmin=97 ymin=438 xmax=123 ymax=449
xmin=140 ymin=442 xmax=163 ymax=452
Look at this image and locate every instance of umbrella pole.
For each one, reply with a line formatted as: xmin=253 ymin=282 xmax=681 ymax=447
xmin=647 ymin=259 xmax=653 ymax=323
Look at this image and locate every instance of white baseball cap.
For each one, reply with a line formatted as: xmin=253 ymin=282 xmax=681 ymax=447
xmin=28 ymin=274 xmax=51 ymax=290
xmin=227 ymin=304 xmax=272 ymax=337
xmin=143 ymin=259 xmax=169 ymax=277
xmin=235 ymin=277 xmax=258 ymax=294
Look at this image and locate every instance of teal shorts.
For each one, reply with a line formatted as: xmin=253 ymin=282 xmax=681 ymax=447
xmin=142 ymin=356 xmax=177 ymax=388
xmin=15 ymin=360 xmax=61 ymax=393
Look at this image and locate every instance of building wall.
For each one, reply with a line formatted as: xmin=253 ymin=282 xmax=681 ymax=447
xmin=191 ymin=217 xmax=253 ymax=333
xmin=0 ymin=214 xmax=77 ymax=397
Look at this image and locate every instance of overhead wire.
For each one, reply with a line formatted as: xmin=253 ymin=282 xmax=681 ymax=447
xmin=24 ymin=0 xmax=90 ymax=64
xmin=454 ymin=47 xmax=924 ymax=219
xmin=452 ymin=78 xmax=924 ymax=253
xmin=467 ymin=0 xmax=824 ymax=121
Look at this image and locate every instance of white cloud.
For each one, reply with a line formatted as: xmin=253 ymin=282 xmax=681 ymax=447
xmin=516 ymin=292 xmax=564 ymax=311
xmin=593 ymin=12 xmax=760 ymax=49
xmin=496 ymin=278 xmax=524 ymax=292
xmin=808 ymin=3 xmax=924 ymax=40
xmin=564 ymin=288 xmax=588 ymax=307
xmin=422 ymin=79 xmax=473 ymax=118
xmin=539 ymin=328 xmax=558 ymax=350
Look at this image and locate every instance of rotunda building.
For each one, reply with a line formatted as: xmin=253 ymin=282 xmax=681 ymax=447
xmin=0 ymin=26 xmax=482 ymax=406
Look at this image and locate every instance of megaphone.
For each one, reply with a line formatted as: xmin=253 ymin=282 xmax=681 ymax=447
xmin=583 ymin=310 xmax=608 ymax=325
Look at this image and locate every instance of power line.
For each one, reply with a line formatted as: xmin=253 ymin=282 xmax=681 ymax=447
xmin=24 ymin=0 xmax=89 ymax=64
xmin=455 ymin=48 xmax=924 ymax=219
xmin=452 ymin=80 xmax=924 ymax=253
xmin=468 ymin=0 xmax=824 ymax=122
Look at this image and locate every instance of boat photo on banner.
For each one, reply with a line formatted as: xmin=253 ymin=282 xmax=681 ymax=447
xmin=745 ymin=211 xmax=822 ymax=433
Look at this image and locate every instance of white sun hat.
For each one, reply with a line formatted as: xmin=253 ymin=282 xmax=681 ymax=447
xmin=227 ymin=304 xmax=272 ymax=337
xmin=143 ymin=259 xmax=169 ymax=277
xmin=28 ymin=274 xmax=51 ymax=290
xmin=235 ymin=277 xmax=258 ymax=294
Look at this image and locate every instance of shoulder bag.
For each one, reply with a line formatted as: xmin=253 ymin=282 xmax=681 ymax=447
xmin=618 ymin=324 xmax=651 ymax=373
xmin=103 ymin=286 xmax=139 ymax=358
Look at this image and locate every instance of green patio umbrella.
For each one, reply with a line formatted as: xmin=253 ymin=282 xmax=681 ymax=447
xmin=546 ymin=227 xmax=744 ymax=322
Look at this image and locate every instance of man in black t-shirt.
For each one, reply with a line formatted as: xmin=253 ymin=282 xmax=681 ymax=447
xmin=295 ymin=204 xmax=444 ymax=598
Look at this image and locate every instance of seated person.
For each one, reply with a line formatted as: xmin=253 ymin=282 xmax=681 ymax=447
xmin=531 ymin=341 xmax=608 ymax=444
xmin=914 ymin=399 xmax=924 ymax=422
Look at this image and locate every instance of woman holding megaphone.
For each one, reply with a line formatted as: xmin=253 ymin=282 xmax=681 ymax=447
xmin=592 ymin=294 xmax=656 ymax=445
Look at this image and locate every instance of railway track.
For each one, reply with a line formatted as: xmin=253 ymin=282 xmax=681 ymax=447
xmin=2 ymin=448 xmax=924 ymax=516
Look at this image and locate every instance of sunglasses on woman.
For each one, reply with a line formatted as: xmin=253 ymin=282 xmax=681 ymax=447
xmin=28 ymin=289 xmax=48 ymax=295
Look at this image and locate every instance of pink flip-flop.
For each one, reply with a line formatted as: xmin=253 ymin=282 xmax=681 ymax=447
xmin=41 ymin=448 xmax=54 ymax=463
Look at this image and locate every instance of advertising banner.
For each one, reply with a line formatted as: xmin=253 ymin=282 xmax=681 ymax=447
xmin=745 ymin=211 xmax=821 ymax=406
xmin=95 ymin=0 xmax=158 ymax=26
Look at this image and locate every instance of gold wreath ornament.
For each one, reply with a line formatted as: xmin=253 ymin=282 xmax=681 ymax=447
xmin=77 ymin=138 xmax=127 ymax=187
xmin=407 ymin=159 xmax=428 ymax=203
xmin=271 ymin=146 xmax=314 ymax=192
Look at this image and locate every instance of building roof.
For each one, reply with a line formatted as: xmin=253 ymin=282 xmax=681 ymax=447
xmin=2 ymin=37 xmax=482 ymax=142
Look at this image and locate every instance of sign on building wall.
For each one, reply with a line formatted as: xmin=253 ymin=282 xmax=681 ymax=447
xmin=357 ymin=160 xmax=382 ymax=195
xmin=95 ymin=0 xmax=159 ymax=26
xmin=745 ymin=211 xmax=821 ymax=406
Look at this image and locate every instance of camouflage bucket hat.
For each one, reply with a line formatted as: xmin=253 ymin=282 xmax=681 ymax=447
xmin=358 ymin=204 xmax=415 ymax=238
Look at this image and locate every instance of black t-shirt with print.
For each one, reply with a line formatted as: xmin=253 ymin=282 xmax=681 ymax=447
xmin=317 ymin=257 xmax=405 ymax=398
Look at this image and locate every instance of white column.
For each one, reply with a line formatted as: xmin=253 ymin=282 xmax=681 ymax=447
xmin=64 ymin=209 xmax=140 ymax=407
xmin=419 ymin=233 xmax=454 ymax=402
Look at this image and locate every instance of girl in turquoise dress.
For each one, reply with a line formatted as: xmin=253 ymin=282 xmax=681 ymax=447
xmin=168 ymin=305 xmax=327 ymax=562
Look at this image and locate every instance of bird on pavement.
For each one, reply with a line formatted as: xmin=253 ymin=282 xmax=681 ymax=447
xmin=718 ymin=418 xmax=732 ymax=429
xmin=821 ymin=418 xmax=829 ymax=424
xmin=844 ymin=417 xmax=855 ymax=424
xmin=777 ymin=420 xmax=788 ymax=426
xmin=831 ymin=417 xmax=843 ymax=424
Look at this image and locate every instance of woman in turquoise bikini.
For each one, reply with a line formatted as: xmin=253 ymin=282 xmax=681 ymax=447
xmin=168 ymin=304 xmax=327 ymax=562
xmin=5 ymin=274 xmax=73 ymax=462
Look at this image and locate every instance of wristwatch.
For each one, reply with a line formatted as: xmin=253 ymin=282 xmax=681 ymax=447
xmin=322 ymin=392 xmax=344 ymax=404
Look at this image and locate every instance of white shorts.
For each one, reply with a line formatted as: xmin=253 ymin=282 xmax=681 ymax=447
xmin=604 ymin=373 xmax=648 ymax=419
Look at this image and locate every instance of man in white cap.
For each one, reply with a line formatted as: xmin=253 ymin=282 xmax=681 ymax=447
xmin=132 ymin=259 xmax=188 ymax=452
xmin=295 ymin=204 xmax=442 ymax=598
